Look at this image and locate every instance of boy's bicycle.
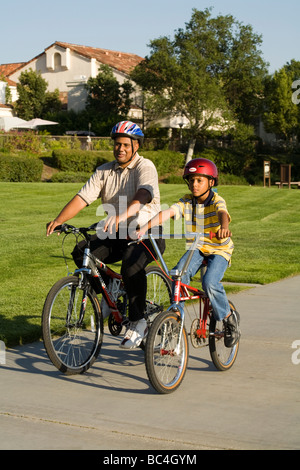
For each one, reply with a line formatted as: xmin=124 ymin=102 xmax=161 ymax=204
xmin=143 ymin=232 xmax=240 ymax=394
xmin=42 ymin=223 xmax=172 ymax=375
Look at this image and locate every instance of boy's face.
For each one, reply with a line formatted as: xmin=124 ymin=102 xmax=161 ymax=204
xmin=188 ymin=175 xmax=214 ymax=200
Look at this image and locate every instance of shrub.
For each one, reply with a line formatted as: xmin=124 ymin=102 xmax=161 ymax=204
xmin=1 ymin=131 xmax=43 ymax=154
xmin=143 ymin=150 xmax=185 ymax=177
xmin=164 ymin=175 xmax=184 ymax=184
xmin=52 ymin=149 xmax=114 ymax=172
xmin=0 ymin=155 xmax=43 ymax=181
xmin=50 ymin=171 xmax=91 ymax=183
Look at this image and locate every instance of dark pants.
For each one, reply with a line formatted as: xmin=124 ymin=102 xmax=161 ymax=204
xmin=72 ymin=234 xmax=165 ymax=322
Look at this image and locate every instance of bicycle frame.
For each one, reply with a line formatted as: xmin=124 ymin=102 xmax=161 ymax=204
xmin=147 ymin=232 xmax=212 ymax=348
xmin=74 ymin=240 xmax=126 ymax=324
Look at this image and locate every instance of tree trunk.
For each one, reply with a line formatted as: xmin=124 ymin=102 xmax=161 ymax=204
xmin=185 ymin=138 xmax=196 ymax=163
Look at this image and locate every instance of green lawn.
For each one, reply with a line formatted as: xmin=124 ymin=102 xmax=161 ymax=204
xmin=0 ymin=182 xmax=299 ymax=347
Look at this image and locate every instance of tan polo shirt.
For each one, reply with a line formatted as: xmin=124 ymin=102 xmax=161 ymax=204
xmin=77 ymin=153 xmax=161 ymax=229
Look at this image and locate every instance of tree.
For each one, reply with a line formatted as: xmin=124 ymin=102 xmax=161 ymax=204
xmin=131 ymin=8 xmax=268 ymax=158
xmin=15 ymin=69 xmax=61 ymax=120
xmin=263 ymin=67 xmax=299 ymax=140
xmin=86 ymin=65 xmax=133 ymax=130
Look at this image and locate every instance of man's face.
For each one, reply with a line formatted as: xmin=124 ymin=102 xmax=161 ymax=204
xmin=113 ymin=136 xmax=139 ymax=168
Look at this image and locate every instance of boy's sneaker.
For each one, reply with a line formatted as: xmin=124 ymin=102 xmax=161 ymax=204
xmin=224 ymin=310 xmax=241 ymax=348
xmin=119 ymin=319 xmax=148 ymax=349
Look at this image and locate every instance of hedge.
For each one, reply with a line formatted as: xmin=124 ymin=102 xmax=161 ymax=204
xmin=52 ymin=149 xmax=114 ymax=173
xmin=142 ymin=150 xmax=185 ymax=177
xmin=0 ymin=155 xmax=43 ymax=182
xmin=50 ymin=171 xmax=92 ymax=183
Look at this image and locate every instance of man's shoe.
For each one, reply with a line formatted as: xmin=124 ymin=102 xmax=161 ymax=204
xmin=119 ymin=319 xmax=148 ymax=349
xmin=224 ymin=310 xmax=241 ymax=348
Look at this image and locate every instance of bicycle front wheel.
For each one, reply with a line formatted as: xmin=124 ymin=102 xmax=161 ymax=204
xmin=209 ymin=300 xmax=239 ymax=371
xmin=145 ymin=265 xmax=172 ymax=321
xmin=42 ymin=276 xmax=103 ymax=375
xmin=145 ymin=310 xmax=189 ymax=394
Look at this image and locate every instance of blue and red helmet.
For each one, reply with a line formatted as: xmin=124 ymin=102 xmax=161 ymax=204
xmin=111 ymin=121 xmax=144 ymax=145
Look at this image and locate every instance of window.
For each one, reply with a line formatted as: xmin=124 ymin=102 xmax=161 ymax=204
xmin=54 ymin=53 xmax=62 ymax=70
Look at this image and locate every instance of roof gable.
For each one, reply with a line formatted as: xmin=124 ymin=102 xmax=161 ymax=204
xmin=1 ymin=42 xmax=144 ymax=80
xmin=47 ymin=41 xmax=144 ymax=75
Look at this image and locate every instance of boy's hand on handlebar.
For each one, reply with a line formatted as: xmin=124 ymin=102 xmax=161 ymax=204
xmin=216 ymin=227 xmax=232 ymax=240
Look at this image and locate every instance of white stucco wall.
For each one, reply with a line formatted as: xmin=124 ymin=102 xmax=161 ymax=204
xmin=8 ymin=44 xmax=137 ymax=112
xmin=0 ymin=81 xmax=6 ymax=104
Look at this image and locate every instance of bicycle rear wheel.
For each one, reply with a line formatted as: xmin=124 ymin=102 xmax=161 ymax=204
xmin=209 ymin=300 xmax=239 ymax=371
xmin=145 ymin=310 xmax=189 ymax=394
xmin=42 ymin=276 xmax=103 ymax=375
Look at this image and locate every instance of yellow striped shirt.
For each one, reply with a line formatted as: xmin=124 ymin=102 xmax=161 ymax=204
xmin=170 ymin=190 xmax=234 ymax=263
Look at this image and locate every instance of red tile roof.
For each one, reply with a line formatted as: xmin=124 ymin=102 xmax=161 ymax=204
xmin=0 ymin=63 xmax=24 ymax=86
xmin=0 ymin=63 xmax=25 ymax=76
xmin=1 ymin=42 xmax=144 ymax=83
xmin=51 ymin=42 xmax=144 ymax=74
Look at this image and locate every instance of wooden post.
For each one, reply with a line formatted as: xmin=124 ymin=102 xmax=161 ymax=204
xmin=280 ymin=164 xmax=291 ymax=188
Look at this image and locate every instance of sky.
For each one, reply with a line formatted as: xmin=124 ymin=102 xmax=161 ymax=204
xmin=0 ymin=0 xmax=299 ymax=74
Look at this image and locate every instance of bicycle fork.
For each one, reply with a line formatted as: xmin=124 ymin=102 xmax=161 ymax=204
xmin=65 ymin=246 xmax=93 ymax=329
xmin=167 ymin=277 xmax=185 ymax=356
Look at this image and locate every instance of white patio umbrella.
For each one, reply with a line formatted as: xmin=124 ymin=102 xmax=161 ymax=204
xmin=0 ymin=116 xmax=31 ymax=131
xmin=25 ymin=118 xmax=59 ymax=129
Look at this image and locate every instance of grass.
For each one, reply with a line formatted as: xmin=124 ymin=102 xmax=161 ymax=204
xmin=0 ymin=182 xmax=299 ymax=347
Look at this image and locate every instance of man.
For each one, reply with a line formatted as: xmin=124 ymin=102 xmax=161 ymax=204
xmin=46 ymin=121 xmax=165 ymax=349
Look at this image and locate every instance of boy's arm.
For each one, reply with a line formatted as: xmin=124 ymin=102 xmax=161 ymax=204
xmin=138 ymin=207 xmax=176 ymax=236
xmin=217 ymin=210 xmax=232 ymax=239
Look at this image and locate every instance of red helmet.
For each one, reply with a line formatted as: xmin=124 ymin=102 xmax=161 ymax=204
xmin=183 ymin=158 xmax=218 ymax=186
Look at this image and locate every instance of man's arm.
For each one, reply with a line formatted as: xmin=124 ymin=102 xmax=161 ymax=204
xmin=46 ymin=195 xmax=87 ymax=236
xmin=103 ymin=188 xmax=151 ymax=234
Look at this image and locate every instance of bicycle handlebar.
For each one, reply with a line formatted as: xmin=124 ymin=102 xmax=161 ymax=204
xmin=53 ymin=223 xmax=98 ymax=234
xmin=53 ymin=224 xmax=215 ymax=242
xmin=130 ymin=231 xmax=215 ymax=243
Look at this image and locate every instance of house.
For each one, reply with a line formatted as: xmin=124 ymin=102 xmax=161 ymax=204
xmin=0 ymin=41 xmax=144 ymax=118
xmin=0 ymin=63 xmax=23 ymax=119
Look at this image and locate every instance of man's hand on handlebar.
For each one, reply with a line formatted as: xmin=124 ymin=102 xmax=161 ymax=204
xmin=46 ymin=220 xmax=62 ymax=236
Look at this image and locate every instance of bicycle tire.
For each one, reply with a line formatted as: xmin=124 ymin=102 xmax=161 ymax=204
xmin=42 ymin=276 xmax=103 ymax=375
xmin=145 ymin=265 xmax=172 ymax=321
xmin=209 ymin=300 xmax=239 ymax=371
xmin=145 ymin=310 xmax=189 ymax=394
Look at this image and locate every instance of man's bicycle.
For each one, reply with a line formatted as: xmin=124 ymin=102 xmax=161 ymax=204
xmin=42 ymin=223 xmax=172 ymax=375
xmin=142 ymin=232 xmax=240 ymax=394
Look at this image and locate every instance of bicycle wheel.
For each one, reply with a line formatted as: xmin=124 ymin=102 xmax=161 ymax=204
xmin=42 ymin=276 xmax=103 ymax=375
xmin=145 ymin=265 xmax=172 ymax=321
xmin=209 ymin=300 xmax=239 ymax=371
xmin=145 ymin=310 xmax=189 ymax=394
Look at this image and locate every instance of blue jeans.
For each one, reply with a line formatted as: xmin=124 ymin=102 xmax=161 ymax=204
xmin=173 ymin=250 xmax=231 ymax=321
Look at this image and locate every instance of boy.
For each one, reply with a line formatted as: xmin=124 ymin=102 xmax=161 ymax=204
xmin=137 ymin=158 xmax=240 ymax=347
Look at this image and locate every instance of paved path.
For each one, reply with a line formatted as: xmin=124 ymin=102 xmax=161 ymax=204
xmin=1 ymin=276 xmax=300 ymax=450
